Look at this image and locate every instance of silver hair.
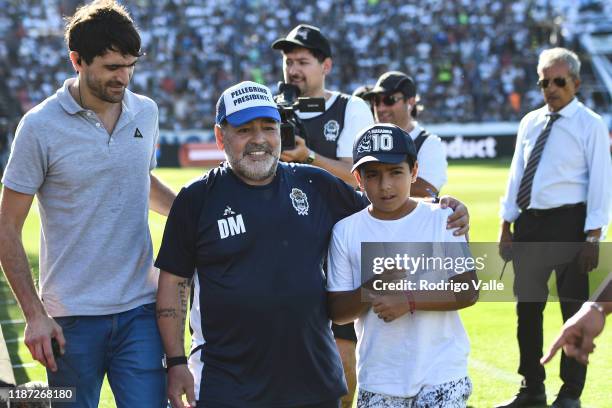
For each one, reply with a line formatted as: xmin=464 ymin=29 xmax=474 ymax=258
xmin=537 ymin=48 xmax=581 ymax=80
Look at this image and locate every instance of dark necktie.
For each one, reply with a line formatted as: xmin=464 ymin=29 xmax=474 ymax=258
xmin=516 ymin=113 xmax=561 ymax=210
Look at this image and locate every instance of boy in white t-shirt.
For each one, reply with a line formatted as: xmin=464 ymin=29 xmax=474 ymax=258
xmin=326 ymin=123 xmax=478 ymax=407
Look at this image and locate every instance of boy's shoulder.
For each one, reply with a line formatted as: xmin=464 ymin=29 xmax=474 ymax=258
xmin=416 ymin=200 xmax=455 ymax=223
xmin=333 ymin=202 xmax=452 ymax=227
xmin=418 ymin=201 xmax=454 ymax=218
xmin=418 ymin=202 xmax=466 ymax=243
xmin=332 ymin=207 xmax=369 ymax=234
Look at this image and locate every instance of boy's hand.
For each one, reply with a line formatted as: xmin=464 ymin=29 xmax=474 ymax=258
xmin=370 ymin=292 xmax=411 ymax=322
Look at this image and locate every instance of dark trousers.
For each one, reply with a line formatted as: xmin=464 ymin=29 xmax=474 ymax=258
xmin=512 ymin=205 xmax=589 ymax=399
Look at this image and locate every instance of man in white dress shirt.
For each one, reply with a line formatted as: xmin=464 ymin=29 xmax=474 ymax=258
xmin=364 ymin=71 xmax=447 ymax=198
xmin=497 ymin=48 xmax=611 ymax=408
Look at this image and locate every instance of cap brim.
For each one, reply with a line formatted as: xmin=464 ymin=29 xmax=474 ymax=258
xmin=272 ymin=39 xmax=307 ymax=51
xmin=351 ymin=153 xmax=408 ymax=172
xmin=272 ymin=39 xmax=330 ymax=57
xmin=362 ymin=86 xmax=392 ymax=99
xmin=226 ymin=106 xmax=281 ymax=127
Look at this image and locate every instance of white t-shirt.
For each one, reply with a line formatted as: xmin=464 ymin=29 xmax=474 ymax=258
xmin=297 ymin=91 xmax=374 ymax=158
xmin=409 ymin=124 xmax=448 ymax=191
xmin=326 ymin=202 xmax=470 ymax=397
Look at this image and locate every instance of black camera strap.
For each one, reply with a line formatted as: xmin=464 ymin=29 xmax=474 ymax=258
xmin=414 ymin=129 xmax=430 ymax=154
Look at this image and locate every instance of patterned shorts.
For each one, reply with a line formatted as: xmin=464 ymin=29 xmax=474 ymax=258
xmin=357 ymin=376 xmax=472 ymax=408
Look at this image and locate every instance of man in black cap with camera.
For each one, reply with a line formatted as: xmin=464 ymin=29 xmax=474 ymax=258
xmin=272 ymin=24 xmax=374 ymax=188
xmin=272 ymin=23 xmax=374 ymax=407
xmin=364 ymin=71 xmax=447 ymax=199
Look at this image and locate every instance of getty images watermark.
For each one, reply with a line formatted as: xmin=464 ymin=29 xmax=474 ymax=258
xmin=360 ymin=242 xmax=611 ymax=302
xmin=369 ymin=251 xmax=500 ymax=293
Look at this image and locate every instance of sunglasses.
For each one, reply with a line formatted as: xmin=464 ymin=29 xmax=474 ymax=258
xmin=536 ymin=77 xmax=569 ymax=89
xmin=372 ymin=94 xmax=405 ymax=106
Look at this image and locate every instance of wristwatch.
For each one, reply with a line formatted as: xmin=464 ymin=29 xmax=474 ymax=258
xmin=305 ymin=149 xmax=316 ymax=164
xmin=162 ymin=355 xmax=187 ymax=372
xmin=585 ymin=236 xmax=600 ymax=243
xmin=589 ymin=302 xmax=605 ymax=316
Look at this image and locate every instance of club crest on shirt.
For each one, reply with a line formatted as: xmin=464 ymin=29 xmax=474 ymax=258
xmin=356 ymin=134 xmax=372 ymax=154
xmin=290 ymin=188 xmax=309 ymax=216
xmin=323 ymin=120 xmax=340 ymax=142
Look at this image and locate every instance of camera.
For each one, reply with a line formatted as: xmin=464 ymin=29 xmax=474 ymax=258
xmin=274 ymin=82 xmax=325 ymax=150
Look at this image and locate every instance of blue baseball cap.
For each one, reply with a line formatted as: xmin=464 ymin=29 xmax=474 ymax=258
xmin=215 ymin=81 xmax=281 ymax=127
xmin=352 ymin=123 xmax=417 ymax=172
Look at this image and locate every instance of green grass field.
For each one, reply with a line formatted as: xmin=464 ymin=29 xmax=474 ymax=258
xmin=1 ymin=160 xmax=610 ymax=407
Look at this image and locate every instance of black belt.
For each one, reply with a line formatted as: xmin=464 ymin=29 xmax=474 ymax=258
xmin=523 ymin=203 xmax=585 ymax=217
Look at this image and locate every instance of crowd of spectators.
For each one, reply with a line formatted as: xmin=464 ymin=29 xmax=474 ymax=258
xmin=0 ymin=0 xmax=602 ymax=136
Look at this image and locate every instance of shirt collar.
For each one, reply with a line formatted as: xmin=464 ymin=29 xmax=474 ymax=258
xmin=549 ymin=97 xmax=579 ymax=119
xmin=121 ymin=91 xmax=136 ymax=121
xmin=56 ymin=77 xmax=136 ymax=120
xmin=56 ymin=78 xmax=84 ymax=115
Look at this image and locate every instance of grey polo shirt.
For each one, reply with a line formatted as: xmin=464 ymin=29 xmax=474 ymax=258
xmin=2 ymin=78 xmax=159 ymax=317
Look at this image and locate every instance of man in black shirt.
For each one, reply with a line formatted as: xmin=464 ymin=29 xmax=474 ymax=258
xmin=155 ymin=81 xmax=470 ymax=408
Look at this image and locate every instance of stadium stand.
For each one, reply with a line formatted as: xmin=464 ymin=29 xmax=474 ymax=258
xmin=0 ymin=0 xmax=609 ymax=137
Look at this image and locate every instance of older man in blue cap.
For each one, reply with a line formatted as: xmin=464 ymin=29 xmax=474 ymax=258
xmin=154 ymin=81 xmax=470 ymax=408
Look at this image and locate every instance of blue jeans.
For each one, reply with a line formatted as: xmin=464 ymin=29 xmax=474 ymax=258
xmin=47 ymin=303 xmax=167 ymax=407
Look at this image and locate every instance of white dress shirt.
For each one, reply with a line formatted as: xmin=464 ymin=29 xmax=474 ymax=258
xmin=409 ymin=123 xmax=448 ymax=191
xmin=500 ymin=98 xmax=612 ymax=231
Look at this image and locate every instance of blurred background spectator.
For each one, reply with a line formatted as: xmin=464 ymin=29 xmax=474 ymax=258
xmin=0 ymin=0 xmax=609 ymax=135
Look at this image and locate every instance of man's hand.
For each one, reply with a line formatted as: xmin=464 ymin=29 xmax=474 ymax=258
xmin=24 ymin=314 xmax=65 ymax=372
xmin=439 ymin=196 xmax=469 ymax=237
xmin=577 ymin=242 xmax=599 ymax=274
xmin=168 ymin=364 xmax=196 ymax=408
xmin=370 ymin=292 xmax=412 ymax=323
xmin=280 ymin=135 xmax=309 ymax=163
xmin=541 ymin=303 xmax=605 ymax=365
xmin=498 ymin=222 xmax=513 ymax=262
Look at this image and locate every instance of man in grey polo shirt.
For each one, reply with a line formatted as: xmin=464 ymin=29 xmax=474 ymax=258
xmin=0 ymin=2 xmax=175 ymax=407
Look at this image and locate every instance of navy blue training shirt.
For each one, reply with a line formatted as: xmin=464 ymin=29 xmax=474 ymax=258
xmin=155 ymin=161 xmax=367 ymax=407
